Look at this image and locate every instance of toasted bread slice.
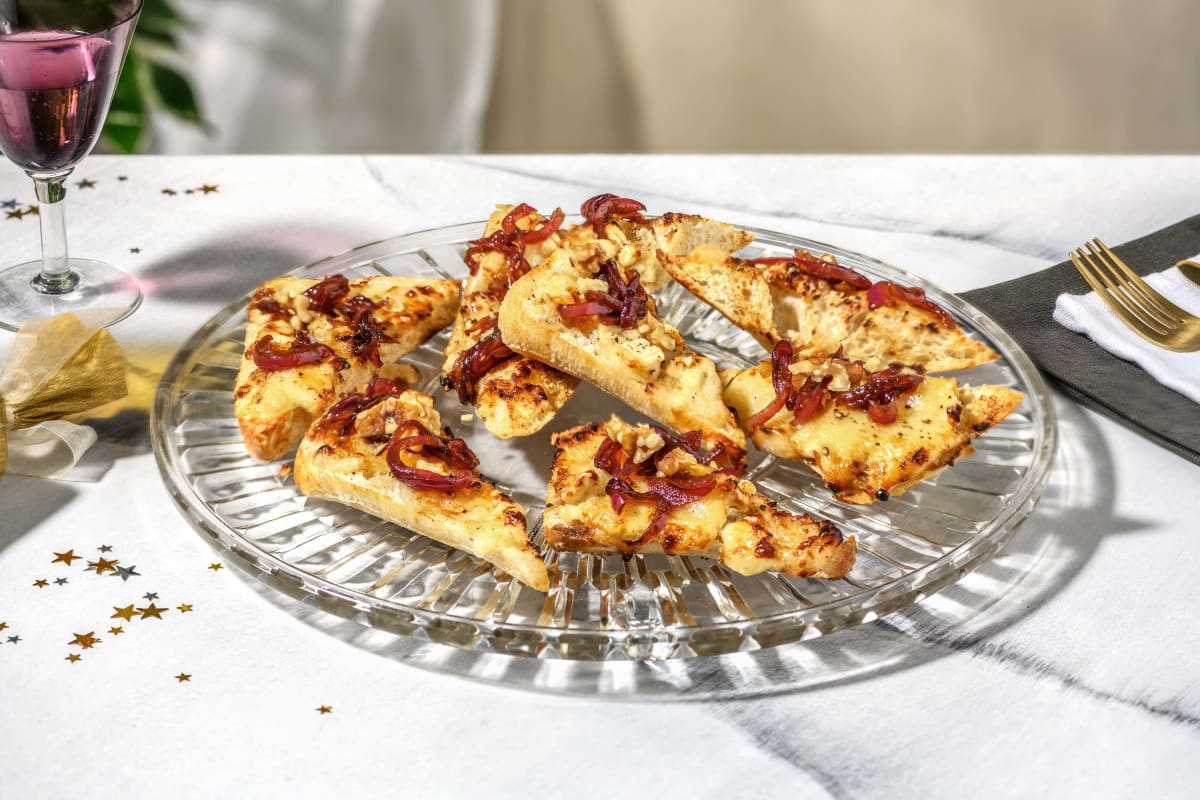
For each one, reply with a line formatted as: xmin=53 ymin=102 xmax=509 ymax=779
xmin=235 ymin=274 xmax=460 ymax=461
xmin=662 ymin=247 xmax=998 ymax=372
xmin=294 ymin=379 xmax=549 ymax=591
xmin=442 ymin=204 xmax=580 ymax=439
xmin=560 ymin=211 xmax=754 ymax=291
xmin=723 ymin=352 xmax=1025 ymax=504
xmin=498 ymin=248 xmax=747 ymax=458
xmin=545 ymin=418 xmax=855 ymax=579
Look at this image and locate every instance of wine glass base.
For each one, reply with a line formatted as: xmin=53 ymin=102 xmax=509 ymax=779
xmin=0 ymin=259 xmax=142 ymax=332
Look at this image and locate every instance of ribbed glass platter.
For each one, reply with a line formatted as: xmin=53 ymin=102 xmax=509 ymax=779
xmin=151 ymin=221 xmax=1056 ymax=662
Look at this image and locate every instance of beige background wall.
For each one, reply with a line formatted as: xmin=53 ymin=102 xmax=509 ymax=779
xmin=485 ymin=0 xmax=1200 ymax=153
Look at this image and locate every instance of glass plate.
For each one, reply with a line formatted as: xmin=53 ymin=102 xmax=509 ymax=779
xmin=151 ymin=221 xmax=1057 ymax=661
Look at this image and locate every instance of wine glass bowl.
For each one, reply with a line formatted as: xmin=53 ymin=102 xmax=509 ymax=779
xmin=0 ymin=0 xmax=142 ymax=330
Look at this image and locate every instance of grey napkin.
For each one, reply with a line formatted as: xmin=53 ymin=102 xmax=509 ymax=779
xmin=961 ymin=215 xmax=1200 ymax=467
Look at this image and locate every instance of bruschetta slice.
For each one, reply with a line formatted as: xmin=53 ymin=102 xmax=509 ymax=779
xmin=235 ymin=274 xmax=460 ymax=460
xmin=498 ymin=248 xmax=747 ymax=461
xmin=722 ymin=344 xmax=1024 ymax=504
xmin=293 ymin=377 xmax=549 ymax=591
xmin=662 ymin=247 xmax=998 ymax=372
xmin=544 ymin=417 xmax=855 ymax=579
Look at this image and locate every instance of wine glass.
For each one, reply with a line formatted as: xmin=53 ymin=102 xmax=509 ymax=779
xmin=0 ymin=0 xmax=142 ymax=331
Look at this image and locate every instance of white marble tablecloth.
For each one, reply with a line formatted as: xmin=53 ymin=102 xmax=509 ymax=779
xmin=1 ymin=156 xmax=1197 ymax=799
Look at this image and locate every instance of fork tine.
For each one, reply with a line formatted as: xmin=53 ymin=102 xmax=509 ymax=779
xmin=1070 ymin=251 xmax=1172 ymax=342
xmin=1092 ymin=238 xmax=1194 ymax=322
xmin=1072 ymin=248 xmax=1169 ymax=331
xmin=1083 ymin=242 xmax=1178 ymax=326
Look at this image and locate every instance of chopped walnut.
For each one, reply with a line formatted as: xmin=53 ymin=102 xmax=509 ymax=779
xmin=291 ymin=292 xmax=316 ymax=326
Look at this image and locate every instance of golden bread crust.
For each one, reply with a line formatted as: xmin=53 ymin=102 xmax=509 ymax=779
xmin=723 ymin=356 xmax=1025 ymax=504
xmin=661 ymin=250 xmax=999 ymax=372
xmin=293 ymin=385 xmax=549 ymax=591
xmin=544 ymin=418 xmax=854 ymax=579
xmin=235 ymin=275 xmax=460 ymax=460
xmin=498 ymin=249 xmax=746 ymax=456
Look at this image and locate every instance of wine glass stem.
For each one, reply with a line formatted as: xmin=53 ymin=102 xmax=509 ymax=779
xmin=29 ymin=172 xmax=79 ymax=295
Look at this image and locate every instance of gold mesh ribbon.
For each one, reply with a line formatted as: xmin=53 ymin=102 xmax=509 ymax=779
xmin=0 ymin=313 xmax=128 ymax=478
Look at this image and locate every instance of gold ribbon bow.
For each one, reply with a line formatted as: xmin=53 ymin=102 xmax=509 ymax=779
xmin=0 ymin=313 xmax=128 ymax=478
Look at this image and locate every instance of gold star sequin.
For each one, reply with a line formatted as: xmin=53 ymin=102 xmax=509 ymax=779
xmin=137 ymin=603 xmax=167 ymax=620
xmin=87 ymin=557 xmax=119 ymax=575
xmin=33 ymin=579 xmax=48 ymax=588
xmin=177 ymin=603 xmax=193 ymax=613
xmin=316 ymin=705 xmax=332 ymax=715
xmin=0 ymin=622 xmax=7 ymax=632
xmin=108 ymin=626 xmax=124 ymax=636
xmin=208 ymin=562 xmax=223 ymax=571
xmin=161 ymin=188 xmax=177 ymax=196
xmin=26 ymin=205 xmax=38 ymax=216
xmin=111 ymin=605 xmax=137 ymax=621
xmin=65 ymin=654 xmax=81 ymax=663
xmin=52 ymin=549 xmax=81 ymax=566
xmin=69 ymin=632 xmax=101 ymax=650
xmin=199 ymin=184 xmax=219 ymax=194
xmin=175 ymin=673 xmax=191 ymax=682
xmin=4 ymin=208 xmax=23 ymax=220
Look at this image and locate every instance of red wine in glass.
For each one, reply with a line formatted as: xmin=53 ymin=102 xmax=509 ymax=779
xmin=0 ymin=1 xmax=142 ymax=331
xmin=0 ymin=31 xmax=120 ymax=172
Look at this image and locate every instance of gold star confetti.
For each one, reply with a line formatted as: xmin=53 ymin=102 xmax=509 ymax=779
xmin=33 ymin=579 xmax=48 ymax=588
xmin=65 ymin=654 xmax=81 ymax=663
xmin=51 ymin=549 xmax=82 ymax=566
xmin=161 ymin=188 xmax=177 ymax=196
xmin=208 ymin=562 xmax=224 ymax=571
xmin=316 ymin=705 xmax=332 ymax=715
xmin=6 ymin=208 xmax=24 ymax=220
xmin=177 ymin=603 xmax=193 ymax=613
xmin=137 ymin=603 xmax=167 ymax=620
xmin=111 ymin=605 xmax=138 ymax=621
xmin=175 ymin=673 xmax=191 ymax=682
xmin=108 ymin=626 xmax=124 ymax=636
xmin=88 ymin=557 xmax=120 ymax=575
xmin=0 ymin=622 xmax=7 ymax=631
xmin=25 ymin=205 xmax=38 ymax=216
xmin=87 ymin=557 xmax=119 ymax=575
xmin=69 ymin=632 xmax=101 ymax=650
xmin=200 ymin=184 xmax=219 ymax=194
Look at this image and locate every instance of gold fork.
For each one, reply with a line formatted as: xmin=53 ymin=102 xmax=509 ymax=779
xmin=1068 ymin=238 xmax=1200 ymax=352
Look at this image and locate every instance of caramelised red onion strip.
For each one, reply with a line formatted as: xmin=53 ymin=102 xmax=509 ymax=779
xmin=581 ymin=193 xmax=647 ymax=237
xmin=385 ymin=420 xmax=479 ymax=492
xmin=751 ymin=250 xmax=872 ymax=289
xmin=744 ymin=340 xmax=797 ymax=431
xmin=502 ymin=203 xmax=565 ymax=244
xmin=303 ymin=274 xmax=352 ymax=315
xmin=318 ymin=377 xmax=407 ymax=436
xmin=556 ymin=260 xmax=648 ymax=329
xmin=445 ymin=328 xmax=519 ymax=406
xmin=836 ymin=365 xmax=923 ymax=426
xmin=251 ymin=334 xmax=334 ymax=372
xmin=466 ymin=202 xmax=561 ymax=284
xmin=866 ymin=281 xmax=956 ymax=329
xmin=792 ymin=375 xmax=833 ymax=425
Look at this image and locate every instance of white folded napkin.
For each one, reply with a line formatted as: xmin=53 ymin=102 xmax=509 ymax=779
xmin=1053 ymin=265 xmax=1200 ymax=403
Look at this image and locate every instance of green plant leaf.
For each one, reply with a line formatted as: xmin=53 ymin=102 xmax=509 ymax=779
xmin=148 ymin=61 xmax=203 ymax=124
xmin=102 ymin=50 xmax=147 ymax=154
